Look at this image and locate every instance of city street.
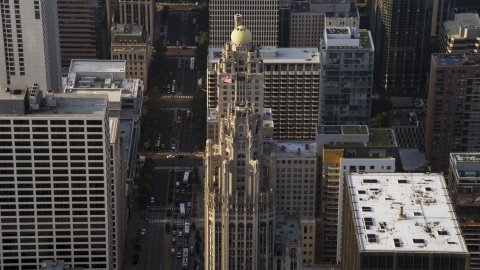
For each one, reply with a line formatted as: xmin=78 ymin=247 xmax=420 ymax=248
xmin=125 ymin=5 xmax=203 ymax=270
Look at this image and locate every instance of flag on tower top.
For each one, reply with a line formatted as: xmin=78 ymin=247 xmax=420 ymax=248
xmin=221 ymin=76 xmax=232 ymax=84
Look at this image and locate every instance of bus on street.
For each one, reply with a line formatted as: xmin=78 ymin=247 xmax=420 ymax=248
xmin=190 ymin=57 xmax=195 ymax=71
xmin=180 ymin=203 xmax=185 ymax=217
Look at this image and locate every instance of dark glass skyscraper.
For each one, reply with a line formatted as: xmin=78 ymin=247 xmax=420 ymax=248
xmin=369 ymin=0 xmax=433 ymax=94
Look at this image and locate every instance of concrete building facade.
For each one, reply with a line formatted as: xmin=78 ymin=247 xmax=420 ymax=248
xmin=204 ymin=15 xmax=276 ymax=270
xmin=440 ymin=12 xmax=480 ymax=54
xmin=315 ymin=125 xmax=398 ymax=263
xmin=57 ymin=0 xmax=109 ymax=67
xmin=320 ymin=27 xmax=374 ymax=125
xmin=118 ymin=0 xmax=155 ymax=39
xmin=425 ymin=53 xmax=480 ymax=168
xmin=341 ymin=172 xmax=470 ymax=270
xmin=209 ymin=0 xmax=278 ymax=47
xmin=111 ymin=23 xmax=150 ymax=88
xmin=0 ymin=0 xmax=62 ymax=92
xmin=274 ymin=141 xmax=318 ymax=217
xmin=207 ymin=45 xmax=321 ymax=141
xmin=448 ymin=153 xmax=480 ymax=270
xmin=0 ymin=89 xmax=114 ymax=269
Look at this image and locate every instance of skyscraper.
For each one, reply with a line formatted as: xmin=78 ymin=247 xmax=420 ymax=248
xmin=425 ymin=53 xmax=480 ymax=168
xmin=369 ymin=0 xmax=433 ymax=94
xmin=204 ymin=15 xmax=276 ymax=269
xmin=320 ymin=26 xmax=374 ymax=125
xmin=209 ymin=0 xmax=278 ymax=47
xmin=0 ymin=86 xmax=114 ymax=269
xmin=57 ymin=0 xmax=109 ymax=67
xmin=0 ymin=0 xmax=62 ymax=92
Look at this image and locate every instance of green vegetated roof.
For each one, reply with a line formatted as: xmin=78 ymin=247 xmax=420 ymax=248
xmin=342 ymin=125 xmax=368 ymax=135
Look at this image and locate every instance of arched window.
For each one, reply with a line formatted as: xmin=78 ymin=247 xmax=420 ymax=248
xmin=239 ymin=125 xmax=244 ymax=132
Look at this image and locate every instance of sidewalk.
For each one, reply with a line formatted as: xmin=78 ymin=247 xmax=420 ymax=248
xmin=123 ymin=195 xmax=147 ymax=270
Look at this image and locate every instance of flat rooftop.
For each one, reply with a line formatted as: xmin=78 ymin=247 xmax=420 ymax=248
xmin=449 ymin=153 xmax=480 ymax=182
xmin=0 ymin=85 xmax=28 ymax=101
xmin=346 ymin=172 xmax=468 ymax=253
xmin=69 ymin=60 xmax=126 ymax=73
xmin=398 ymin=148 xmax=427 ymax=172
xmin=208 ymin=47 xmax=320 ymax=64
xmin=0 ymin=94 xmax=108 ymax=117
xmin=432 ymin=53 xmax=480 ymax=66
xmin=444 ymin=13 xmax=480 ymax=37
xmin=392 ymin=109 xmax=426 ymax=127
xmin=318 ymin=126 xmax=397 ymax=147
xmin=291 ymin=2 xmax=310 ymax=12
xmin=325 ymin=29 xmax=372 ymax=50
xmin=276 ymin=141 xmax=316 ymax=157
xmin=276 ymin=217 xmax=300 ymax=242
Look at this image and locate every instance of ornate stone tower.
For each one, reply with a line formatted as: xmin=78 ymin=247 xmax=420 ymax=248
xmin=204 ymin=14 xmax=276 ymax=270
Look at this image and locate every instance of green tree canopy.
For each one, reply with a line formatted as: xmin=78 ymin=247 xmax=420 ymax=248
xmin=371 ymin=111 xmax=389 ymax=127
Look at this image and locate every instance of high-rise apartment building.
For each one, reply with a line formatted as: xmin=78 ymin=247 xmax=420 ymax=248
xmin=369 ymin=0 xmax=433 ymax=93
xmin=448 ymin=152 xmax=480 ymax=270
xmin=315 ymin=125 xmax=398 ymax=262
xmin=320 ymin=26 xmax=374 ymax=125
xmin=440 ymin=12 xmax=480 ymax=54
xmin=111 ymin=23 xmax=150 ymax=87
xmin=207 ymin=44 xmax=320 ymax=141
xmin=341 ymin=172 xmax=470 ymax=270
xmin=209 ymin=0 xmax=278 ymax=47
xmin=425 ymin=53 xmax=480 ymax=168
xmin=0 ymin=0 xmax=62 ymax=92
xmin=0 ymin=86 xmax=114 ymax=269
xmin=57 ymin=0 xmax=109 ymax=67
xmin=118 ymin=0 xmax=155 ymax=38
xmin=290 ymin=0 xmax=359 ymax=48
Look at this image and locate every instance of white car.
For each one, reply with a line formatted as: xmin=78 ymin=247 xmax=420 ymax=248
xmin=178 ymin=231 xmax=183 ymax=237
xmin=167 ymin=154 xmax=176 ymax=159
xmin=141 ymin=229 xmax=146 ymax=235
xmin=172 ymin=85 xmax=176 ymax=92
xmin=176 ymin=41 xmax=179 ymax=46
xmin=172 ymin=80 xmax=176 ymax=85
xmin=171 ymin=143 xmax=176 ymax=150
xmin=167 ymin=40 xmax=170 ymax=45
xmin=187 ymin=202 xmax=191 ymax=207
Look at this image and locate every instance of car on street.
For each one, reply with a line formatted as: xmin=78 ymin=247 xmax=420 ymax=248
xmin=187 ymin=202 xmax=191 ymax=207
xmin=182 ymin=189 xmax=185 ymax=194
xmin=172 ymin=237 xmax=176 ymax=243
xmin=188 ymin=192 xmax=192 ymax=197
xmin=167 ymin=40 xmax=170 ymax=45
xmin=172 ymin=85 xmax=176 ymax=92
xmin=172 ymin=80 xmax=176 ymax=85
xmin=177 ymin=252 xmax=182 ymax=259
xmin=177 ymin=242 xmax=182 ymax=248
xmin=175 ymin=199 xmax=179 ymax=204
xmin=174 ymin=207 xmax=179 ymax=212
xmin=176 ymin=41 xmax=179 ymax=46
xmin=167 ymin=154 xmax=176 ymax=159
xmin=184 ymin=242 xmax=188 ymax=248
xmin=178 ymin=231 xmax=183 ymax=237
xmin=167 ymin=89 xmax=171 ymax=94
xmin=176 ymin=188 xmax=179 ymax=194
xmin=141 ymin=229 xmax=146 ymax=235
xmin=173 ymin=224 xmax=177 ymax=230
xmin=178 ymin=224 xmax=183 ymax=229
xmin=190 ymin=246 xmax=194 ymax=256
xmin=174 ymin=212 xmax=178 ymax=218
xmin=171 ymin=143 xmax=176 ymax=150
xmin=161 ymin=143 xmax=165 ymax=149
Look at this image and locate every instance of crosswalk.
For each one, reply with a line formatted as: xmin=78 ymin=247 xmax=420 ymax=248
xmin=155 ymin=166 xmax=193 ymax=170
xmin=161 ymin=107 xmax=192 ymax=111
xmin=162 ymin=95 xmax=193 ymax=99
xmin=148 ymin=206 xmax=177 ymax=211
xmin=154 ymin=151 xmax=196 ymax=156
xmin=167 ymin=56 xmax=193 ymax=60
xmin=149 ymin=219 xmax=187 ymax=224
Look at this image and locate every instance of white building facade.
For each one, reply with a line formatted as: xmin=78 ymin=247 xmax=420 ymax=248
xmin=0 ymin=90 xmax=114 ymax=269
xmin=0 ymin=0 xmax=62 ymax=92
